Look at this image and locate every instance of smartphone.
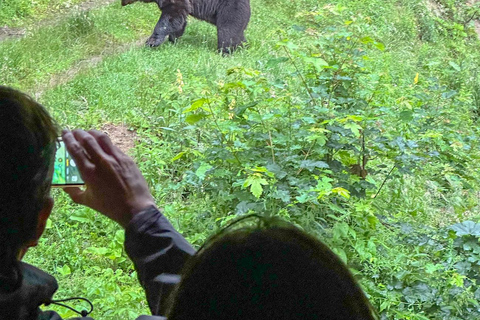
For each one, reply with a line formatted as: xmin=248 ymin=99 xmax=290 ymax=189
xmin=52 ymin=140 xmax=85 ymax=187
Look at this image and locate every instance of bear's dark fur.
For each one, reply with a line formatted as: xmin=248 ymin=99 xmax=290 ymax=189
xmin=121 ymin=0 xmax=251 ymax=54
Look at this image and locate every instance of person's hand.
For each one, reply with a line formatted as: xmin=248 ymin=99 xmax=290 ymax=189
xmin=62 ymin=129 xmax=156 ymax=228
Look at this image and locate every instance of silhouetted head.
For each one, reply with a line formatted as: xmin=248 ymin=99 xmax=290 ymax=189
xmin=0 ymin=86 xmax=58 ymax=292
xmin=168 ymin=216 xmax=378 ymax=320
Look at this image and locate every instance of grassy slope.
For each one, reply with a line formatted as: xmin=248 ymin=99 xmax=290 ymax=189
xmin=1 ymin=0 xmax=480 ymax=318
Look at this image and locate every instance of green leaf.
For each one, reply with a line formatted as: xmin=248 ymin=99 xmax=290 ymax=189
xmin=171 ymin=151 xmax=186 ymax=162
xmin=296 ymin=192 xmax=313 ymax=203
xmin=87 ymin=247 xmax=108 ymax=255
xmin=448 ymin=61 xmax=461 ymax=71
xmin=299 ymin=160 xmax=329 ymax=171
xmin=183 ymin=98 xmax=209 ymax=113
xmin=70 ymin=213 xmax=92 ymax=223
xmin=449 ymin=273 xmax=465 ymax=288
xmin=58 ymin=265 xmax=71 ymax=276
xmin=346 ymin=115 xmax=363 ymax=122
xmin=195 ymin=163 xmax=213 ymax=180
xmin=360 ymin=36 xmax=374 ymax=44
xmin=243 ymin=175 xmax=268 ymax=198
xmin=234 ymin=101 xmax=258 ymax=118
xmin=367 ymin=214 xmax=378 ymax=229
xmin=331 ymin=187 xmax=350 ymax=199
xmin=333 ymin=222 xmax=349 ymax=240
xmin=425 ymin=263 xmax=443 ymax=274
xmin=185 ymin=113 xmax=206 ymax=124
xmin=442 ymin=90 xmax=458 ymax=99
xmin=399 ymin=110 xmax=413 ymax=121
xmin=115 ymin=230 xmax=124 ymax=244
xmin=344 ymin=122 xmax=362 ymax=137
xmin=307 ymin=57 xmax=329 ymax=71
xmin=374 ymin=42 xmax=385 ymax=51
xmin=266 ymin=57 xmax=289 ymax=68
xmin=449 ymin=221 xmax=480 ymax=237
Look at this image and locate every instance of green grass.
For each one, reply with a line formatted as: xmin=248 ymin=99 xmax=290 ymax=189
xmin=2 ymin=0 xmax=480 ymax=318
xmin=0 ymin=0 xmax=92 ymax=26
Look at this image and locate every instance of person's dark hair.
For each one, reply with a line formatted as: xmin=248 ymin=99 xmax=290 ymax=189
xmin=168 ymin=215 xmax=378 ymax=320
xmin=0 ymin=86 xmax=58 ymax=293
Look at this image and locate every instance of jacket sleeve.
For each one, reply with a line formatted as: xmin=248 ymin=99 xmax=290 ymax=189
xmin=124 ymin=206 xmax=196 ymax=316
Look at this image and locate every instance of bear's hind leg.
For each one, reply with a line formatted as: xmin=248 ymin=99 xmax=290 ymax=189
xmin=216 ymin=1 xmax=251 ymax=54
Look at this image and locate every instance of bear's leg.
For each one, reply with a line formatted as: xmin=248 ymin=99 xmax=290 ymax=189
xmin=216 ymin=0 xmax=251 ymax=54
xmin=146 ymin=4 xmax=189 ymax=47
xmin=168 ymin=21 xmax=187 ymax=43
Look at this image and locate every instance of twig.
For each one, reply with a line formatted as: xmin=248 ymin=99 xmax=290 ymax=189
xmin=372 ymin=164 xmax=396 ymax=199
xmin=281 ymin=45 xmax=318 ymax=107
xmin=296 ymin=140 xmax=317 ymax=175
xmin=268 ymin=130 xmax=276 ymax=164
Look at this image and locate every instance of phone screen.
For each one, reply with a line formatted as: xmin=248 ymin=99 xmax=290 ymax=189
xmin=52 ymin=140 xmax=84 ymax=186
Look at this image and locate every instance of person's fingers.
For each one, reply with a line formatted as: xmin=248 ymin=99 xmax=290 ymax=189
xmin=62 ymin=130 xmax=95 ymax=174
xmin=62 ymin=187 xmax=86 ymax=205
xmin=88 ymin=130 xmax=125 ymax=161
xmin=72 ymin=130 xmax=110 ymax=164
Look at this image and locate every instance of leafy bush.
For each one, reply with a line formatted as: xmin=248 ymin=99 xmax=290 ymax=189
xmin=140 ymin=4 xmax=480 ymax=319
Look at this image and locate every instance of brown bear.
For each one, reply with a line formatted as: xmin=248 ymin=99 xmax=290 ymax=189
xmin=121 ymin=0 xmax=251 ymax=54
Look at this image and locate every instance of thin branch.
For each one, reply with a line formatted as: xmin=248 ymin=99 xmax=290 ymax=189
xmin=281 ymin=45 xmax=318 ymax=106
xmin=296 ymin=140 xmax=317 ymax=175
xmin=268 ymin=130 xmax=276 ymax=164
xmin=372 ymin=164 xmax=396 ymax=199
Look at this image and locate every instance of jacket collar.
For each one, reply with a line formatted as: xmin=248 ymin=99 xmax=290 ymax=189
xmin=0 ymin=262 xmax=58 ymax=320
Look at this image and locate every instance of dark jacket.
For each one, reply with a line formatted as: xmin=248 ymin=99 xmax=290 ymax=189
xmin=126 ymin=206 xmax=196 ymax=319
xmin=0 ymin=206 xmax=195 ymax=320
xmin=0 ymin=262 xmax=94 ymax=320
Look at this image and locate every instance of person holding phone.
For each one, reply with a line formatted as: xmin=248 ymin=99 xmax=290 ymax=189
xmin=0 ymin=86 xmax=195 ymax=320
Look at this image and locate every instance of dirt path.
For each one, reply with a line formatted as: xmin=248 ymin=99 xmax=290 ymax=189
xmin=33 ymin=39 xmax=145 ymax=99
xmin=0 ymin=26 xmax=25 ymax=41
xmin=0 ymin=0 xmax=144 ymax=97
xmin=1 ymin=0 xmax=149 ymax=99
xmin=0 ymin=0 xmax=117 ymax=42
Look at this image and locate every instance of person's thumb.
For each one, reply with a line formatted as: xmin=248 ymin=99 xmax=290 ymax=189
xmin=62 ymin=187 xmax=85 ymax=205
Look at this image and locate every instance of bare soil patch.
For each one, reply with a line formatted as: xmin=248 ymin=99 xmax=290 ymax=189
xmin=101 ymin=123 xmax=139 ymax=155
xmin=425 ymin=0 xmax=445 ymax=17
xmin=467 ymin=0 xmax=480 ymax=37
xmin=0 ymin=26 xmax=25 ymax=41
xmin=475 ymin=20 xmax=480 ymax=37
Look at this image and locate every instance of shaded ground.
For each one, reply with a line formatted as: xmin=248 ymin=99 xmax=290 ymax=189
xmin=101 ymin=123 xmax=139 ymax=155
